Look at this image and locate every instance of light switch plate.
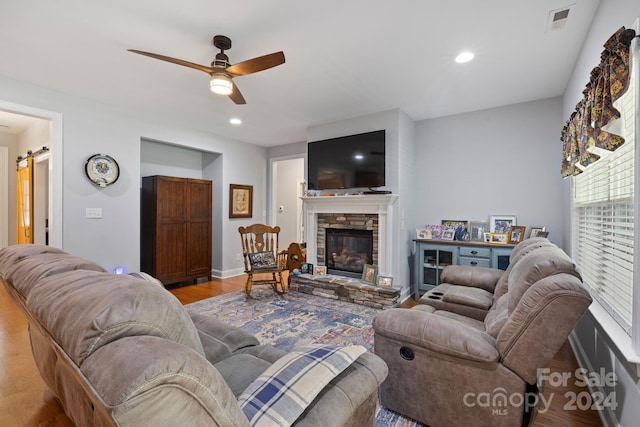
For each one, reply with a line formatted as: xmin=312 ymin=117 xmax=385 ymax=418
xmin=85 ymin=208 xmax=103 ymax=219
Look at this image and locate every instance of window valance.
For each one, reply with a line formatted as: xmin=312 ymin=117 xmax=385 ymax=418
xmin=561 ymin=27 xmax=637 ymax=177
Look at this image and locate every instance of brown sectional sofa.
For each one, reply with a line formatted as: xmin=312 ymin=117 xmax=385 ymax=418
xmin=0 ymin=244 xmax=388 ymax=426
xmin=373 ymin=238 xmax=592 ymax=427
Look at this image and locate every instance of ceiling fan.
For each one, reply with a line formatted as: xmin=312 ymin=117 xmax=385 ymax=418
xmin=128 ymin=35 xmax=285 ymax=104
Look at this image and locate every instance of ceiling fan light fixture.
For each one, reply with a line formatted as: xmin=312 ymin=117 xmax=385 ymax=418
xmin=210 ymin=73 xmax=233 ymax=95
xmin=455 ymin=51 xmax=475 ymax=63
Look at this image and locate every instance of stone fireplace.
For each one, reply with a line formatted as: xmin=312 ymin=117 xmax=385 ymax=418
xmin=302 ymin=194 xmax=398 ymax=278
xmin=323 ymin=224 xmax=375 ymax=277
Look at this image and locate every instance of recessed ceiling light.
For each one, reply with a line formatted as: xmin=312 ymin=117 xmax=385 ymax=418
xmin=455 ymin=52 xmax=474 ymax=63
xmin=229 ymin=117 xmax=242 ymax=125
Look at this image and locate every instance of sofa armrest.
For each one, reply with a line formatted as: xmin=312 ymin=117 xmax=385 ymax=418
xmin=83 ymin=336 xmax=250 ymax=427
xmin=188 ymin=310 xmax=260 ymax=364
xmin=372 ymin=308 xmax=499 ymax=363
xmin=440 ymin=265 xmax=504 ymax=293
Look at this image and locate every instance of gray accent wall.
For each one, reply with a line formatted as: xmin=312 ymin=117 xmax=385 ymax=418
xmin=414 ymin=97 xmax=565 ymax=248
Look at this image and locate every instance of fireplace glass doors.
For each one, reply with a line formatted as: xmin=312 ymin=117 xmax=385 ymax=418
xmin=325 ymin=228 xmax=373 ymax=277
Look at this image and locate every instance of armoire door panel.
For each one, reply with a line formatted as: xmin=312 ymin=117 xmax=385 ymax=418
xmin=141 ymin=175 xmax=212 ymax=285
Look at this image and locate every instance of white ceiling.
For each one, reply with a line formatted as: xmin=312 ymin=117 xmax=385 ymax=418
xmin=0 ymin=0 xmax=600 ymax=146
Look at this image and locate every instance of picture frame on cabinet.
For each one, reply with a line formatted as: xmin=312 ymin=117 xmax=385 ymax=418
xmin=509 ymin=226 xmax=526 ymax=244
xmin=489 ymin=232 xmax=509 ymax=244
xmin=441 ymin=228 xmax=455 ymax=240
xmin=416 ymin=228 xmax=432 ymax=240
xmin=229 ymin=184 xmax=253 ymax=218
xmin=529 ymin=226 xmax=547 ymax=238
xmin=490 ymin=215 xmax=516 ymax=233
xmin=470 ymin=221 xmax=489 ymax=242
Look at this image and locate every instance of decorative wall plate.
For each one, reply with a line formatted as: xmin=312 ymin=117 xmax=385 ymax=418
xmin=85 ymin=154 xmax=120 ymax=187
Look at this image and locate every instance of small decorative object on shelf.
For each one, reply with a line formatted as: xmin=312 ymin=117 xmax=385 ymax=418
xmin=509 ymin=226 xmax=527 ymax=244
xmin=377 ymin=275 xmax=393 ymax=287
xmin=361 ymin=264 xmax=378 ymax=284
xmin=300 ymin=262 xmax=314 ymax=274
xmin=313 ymin=265 xmax=327 ymax=276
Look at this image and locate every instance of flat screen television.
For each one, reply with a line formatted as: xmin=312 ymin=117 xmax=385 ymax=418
xmin=307 ymin=130 xmax=385 ymax=190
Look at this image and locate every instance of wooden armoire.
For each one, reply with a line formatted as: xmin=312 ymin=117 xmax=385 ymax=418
xmin=141 ymin=175 xmax=212 ymax=285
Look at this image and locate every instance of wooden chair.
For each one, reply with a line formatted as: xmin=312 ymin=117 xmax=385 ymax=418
xmin=238 ymin=224 xmax=286 ymax=297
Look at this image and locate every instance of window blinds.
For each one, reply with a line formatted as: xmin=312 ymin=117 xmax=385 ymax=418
xmin=573 ymin=52 xmax=637 ymax=334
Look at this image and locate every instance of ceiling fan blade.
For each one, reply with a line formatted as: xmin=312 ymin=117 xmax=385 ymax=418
xmin=127 ymin=49 xmax=214 ymax=74
xmin=229 ymin=83 xmax=246 ymax=104
xmin=225 ymin=51 xmax=285 ymax=77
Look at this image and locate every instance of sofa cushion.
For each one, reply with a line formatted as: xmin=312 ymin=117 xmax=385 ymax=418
xmin=492 ymin=238 xmax=556 ymax=300
xmin=0 ymin=244 xmax=67 ymax=277
xmin=6 ymin=253 xmax=106 ymax=300
xmin=237 ymin=345 xmax=367 ymax=426
xmin=507 ymin=246 xmax=581 ymax=313
xmin=26 ymin=270 xmax=205 ymax=365
xmin=483 ymin=294 xmax=509 ymax=338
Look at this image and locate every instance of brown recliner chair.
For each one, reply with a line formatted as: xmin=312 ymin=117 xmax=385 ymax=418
xmin=418 ymin=237 xmax=557 ymax=320
xmin=373 ymin=244 xmax=592 ymax=427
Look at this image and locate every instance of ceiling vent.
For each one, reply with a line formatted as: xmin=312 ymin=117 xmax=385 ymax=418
xmin=546 ymin=4 xmax=574 ymax=32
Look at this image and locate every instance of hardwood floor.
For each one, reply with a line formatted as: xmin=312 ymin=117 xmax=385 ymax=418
xmin=0 ymin=275 xmax=603 ymax=426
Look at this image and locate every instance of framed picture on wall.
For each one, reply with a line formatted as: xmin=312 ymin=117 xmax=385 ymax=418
xmin=229 ymin=184 xmax=253 ymax=218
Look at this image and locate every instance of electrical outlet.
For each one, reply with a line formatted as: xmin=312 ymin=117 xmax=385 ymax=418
xmin=85 ymin=208 xmax=103 ymax=219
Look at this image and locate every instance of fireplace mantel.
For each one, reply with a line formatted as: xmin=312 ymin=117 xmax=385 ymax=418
xmin=302 ymin=194 xmax=399 ymax=277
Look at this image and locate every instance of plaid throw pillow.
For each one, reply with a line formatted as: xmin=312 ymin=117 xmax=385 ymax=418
xmin=238 ymin=345 xmax=367 ymax=426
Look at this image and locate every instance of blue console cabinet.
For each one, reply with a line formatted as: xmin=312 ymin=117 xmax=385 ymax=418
xmin=413 ymin=240 xmax=515 ymax=299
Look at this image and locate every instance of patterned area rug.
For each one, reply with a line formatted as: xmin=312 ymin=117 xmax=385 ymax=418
xmin=185 ymin=287 xmax=424 ymax=427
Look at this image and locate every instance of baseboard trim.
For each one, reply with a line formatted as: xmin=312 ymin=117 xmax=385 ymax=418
xmin=211 ymin=268 xmax=245 ymax=279
xmin=568 ymin=332 xmax=616 ymax=427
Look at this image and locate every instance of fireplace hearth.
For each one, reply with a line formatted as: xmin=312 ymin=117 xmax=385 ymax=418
xmin=326 ymin=229 xmax=373 ymax=276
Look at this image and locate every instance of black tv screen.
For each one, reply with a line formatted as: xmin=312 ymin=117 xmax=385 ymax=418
xmin=307 ymin=130 xmax=385 ymax=190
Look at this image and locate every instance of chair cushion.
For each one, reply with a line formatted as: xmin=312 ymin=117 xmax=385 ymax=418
xmin=237 ymin=345 xmax=367 ymax=426
xmin=248 ymin=251 xmax=278 ymax=270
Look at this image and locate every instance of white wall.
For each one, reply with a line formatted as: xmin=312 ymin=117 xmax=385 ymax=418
xmin=274 ymin=157 xmax=304 ymax=245
xmin=414 ymin=97 xmax=565 ymax=247
xmin=562 ymin=2 xmax=640 ymax=426
xmin=0 ymin=74 xmax=268 ymax=276
xmin=0 ymin=133 xmax=18 ymax=246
